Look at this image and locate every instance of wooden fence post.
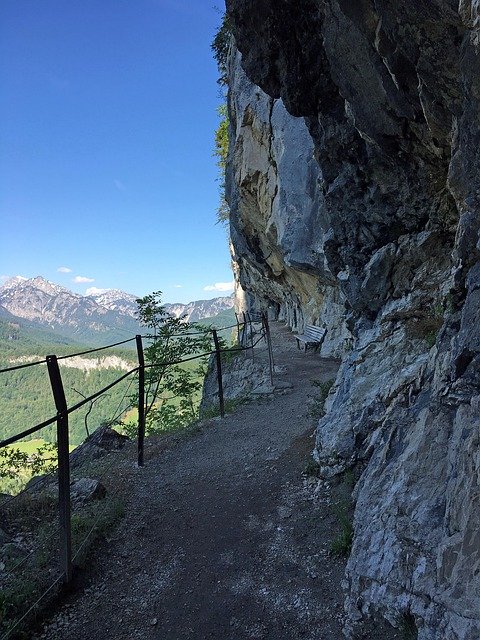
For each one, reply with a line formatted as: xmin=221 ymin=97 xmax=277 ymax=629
xmin=212 ymin=330 xmax=225 ymax=418
xmin=136 ymin=335 xmax=146 ymax=467
xmin=46 ymin=355 xmax=73 ymax=586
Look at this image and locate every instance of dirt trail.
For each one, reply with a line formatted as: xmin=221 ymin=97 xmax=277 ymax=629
xmin=33 ymin=323 xmax=390 ymax=640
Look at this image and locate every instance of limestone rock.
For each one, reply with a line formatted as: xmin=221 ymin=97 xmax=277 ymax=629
xmin=226 ymin=0 xmax=480 ymax=637
xmin=200 ymin=353 xmax=272 ymax=416
xmin=70 ymin=478 xmax=106 ymax=505
xmin=227 ymin=47 xmax=349 ymax=358
xmin=70 ymin=424 xmax=129 ymax=469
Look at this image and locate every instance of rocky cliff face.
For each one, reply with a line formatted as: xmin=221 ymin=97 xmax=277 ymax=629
xmin=225 ymin=1 xmax=480 ymax=638
xmin=228 ymin=47 xmax=349 ymax=356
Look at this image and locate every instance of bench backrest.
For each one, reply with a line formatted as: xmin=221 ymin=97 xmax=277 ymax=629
xmin=305 ymin=324 xmax=326 ymax=341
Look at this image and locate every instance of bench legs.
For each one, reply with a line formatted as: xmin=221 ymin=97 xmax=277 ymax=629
xmin=295 ymin=340 xmax=321 ymax=353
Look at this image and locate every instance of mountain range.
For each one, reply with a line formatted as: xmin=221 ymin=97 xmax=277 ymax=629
xmin=0 ymin=276 xmax=234 ymax=348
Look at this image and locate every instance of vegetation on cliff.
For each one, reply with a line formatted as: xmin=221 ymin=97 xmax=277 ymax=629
xmin=212 ymin=12 xmax=232 ymax=225
xmin=211 ymin=11 xmax=232 ymax=87
xmin=214 ymin=104 xmax=230 ymax=224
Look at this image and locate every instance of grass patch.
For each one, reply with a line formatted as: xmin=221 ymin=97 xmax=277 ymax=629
xmin=0 ymin=493 xmax=125 ymax=637
xmin=303 ymin=459 xmax=321 ymax=478
xmin=330 ymin=469 xmax=355 ymax=557
xmin=0 ymin=443 xmax=128 ymax=639
xmin=330 ymin=498 xmax=354 ymax=557
xmin=307 ymin=378 xmax=335 ymax=419
xmin=425 ymin=331 xmax=437 ymax=349
xmin=71 ymin=496 xmax=125 ymax=565
xmin=343 ymin=468 xmax=355 ymax=490
xmin=406 ymin=305 xmax=443 ymax=349
xmin=200 ymin=396 xmax=247 ymax=420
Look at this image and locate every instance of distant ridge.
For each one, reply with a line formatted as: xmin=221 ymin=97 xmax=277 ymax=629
xmin=0 ymin=276 xmax=235 ymax=346
xmin=164 ymin=295 xmax=234 ymax=323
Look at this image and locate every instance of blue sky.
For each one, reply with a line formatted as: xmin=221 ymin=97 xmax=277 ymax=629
xmin=0 ymin=0 xmax=232 ymax=303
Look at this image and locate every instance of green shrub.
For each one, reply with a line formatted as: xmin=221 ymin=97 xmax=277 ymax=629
xmin=211 ymin=12 xmax=232 ymax=86
xmin=133 ymin=291 xmax=212 ymax=436
xmin=308 ymin=378 xmax=335 ymax=419
xmin=330 ymin=469 xmax=356 ymax=557
xmin=330 ymin=499 xmax=353 ymax=557
xmin=303 ymin=459 xmax=321 ymax=477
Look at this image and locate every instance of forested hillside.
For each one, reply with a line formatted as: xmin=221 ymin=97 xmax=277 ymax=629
xmin=0 ymin=307 xmax=237 ymax=446
xmin=0 ymin=314 xmax=136 ymax=445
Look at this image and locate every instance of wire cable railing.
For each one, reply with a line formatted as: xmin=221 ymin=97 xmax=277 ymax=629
xmin=1 ymin=571 xmax=65 ymax=640
xmin=0 ymin=338 xmax=137 ymax=376
xmin=56 ymin=336 xmax=137 ymax=360
xmin=106 ymin=375 xmax=136 ymax=428
xmin=0 ymin=311 xmax=275 ymax=639
xmin=1 ymin=364 xmax=143 ymax=637
xmin=0 ymin=357 xmax=48 ymax=374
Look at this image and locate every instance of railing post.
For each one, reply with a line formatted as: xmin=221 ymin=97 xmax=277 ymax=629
xmin=136 ymin=335 xmax=146 ymax=467
xmin=46 ymin=355 xmax=73 ymax=586
xmin=248 ymin=312 xmax=255 ymax=362
xmin=241 ymin=312 xmax=247 ymax=350
xmin=262 ymin=313 xmax=275 ymax=386
xmin=235 ymin=312 xmax=241 ymax=346
xmin=212 ymin=330 xmax=225 ymax=418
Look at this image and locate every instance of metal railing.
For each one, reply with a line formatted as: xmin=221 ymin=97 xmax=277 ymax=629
xmin=0 ymin=312 xmax=274 ymax=638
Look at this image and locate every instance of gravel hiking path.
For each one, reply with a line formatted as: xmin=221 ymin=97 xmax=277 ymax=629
xmin=34 ymin=323 xmax=398 ymax=640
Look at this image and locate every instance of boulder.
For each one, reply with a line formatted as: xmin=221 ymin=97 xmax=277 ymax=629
xmin=70 ymin=478 xmax=106 ymax=505
xmin=70 ymin=424 xmax=129 ymax=469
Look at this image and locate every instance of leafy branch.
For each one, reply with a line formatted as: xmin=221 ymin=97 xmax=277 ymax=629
xmin=0 ymin=442 xmax=57 ymax=480
xmin=130 ymin=291 xmax=213 ymax=436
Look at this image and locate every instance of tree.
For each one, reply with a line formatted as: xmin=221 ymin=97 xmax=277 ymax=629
xmin=131 ymin=292 xmax=213 ymax=436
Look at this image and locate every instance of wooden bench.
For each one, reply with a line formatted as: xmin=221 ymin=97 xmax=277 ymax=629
xmin=295 ymin=324 xmax=327 ymax=353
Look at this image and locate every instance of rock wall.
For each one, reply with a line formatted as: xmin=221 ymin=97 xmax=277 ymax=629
xmin=227 ymin=48 xmax=349 ymax=356
xmin=225 ymin=1 xmax=480 ymax=638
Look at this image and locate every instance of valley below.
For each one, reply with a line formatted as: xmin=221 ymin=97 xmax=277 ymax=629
xmin=0 ymin=276 xmax=235 ymax=494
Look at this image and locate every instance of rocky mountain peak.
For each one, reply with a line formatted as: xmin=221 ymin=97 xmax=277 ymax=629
xmin=1 ymin=276 xmax=72 ymax=297
xmin=0 ymin=276 xmax=137 ymax=339
xmin=30 ymin=276 xmax=73 ymax=297
xmin=86 ymin=289 xmax=139 ymax=319
xmin=0 ymin=275 xmax=28 ymax=291
xmin=164 ymin=295 xmax=234 ymax=323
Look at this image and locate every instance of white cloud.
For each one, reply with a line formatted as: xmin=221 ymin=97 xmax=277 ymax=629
xmin=203 ymin=281 xmax=234 ymax=292
xmin=0 ymin=275 xmax=9 ymax=282
xmin=173 ymin=284 xmax=182 ymax=288
xmin=85 ymin=286 xmax=109 ymax=296
xmin=57 ymin=266 xmax=72 ymax=273
xmin=73 ymin=276 xmax=94 ymax=283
